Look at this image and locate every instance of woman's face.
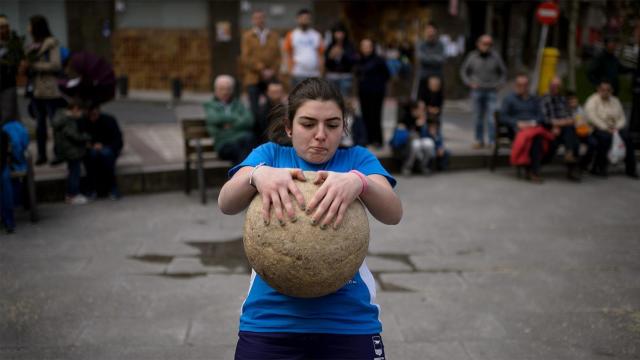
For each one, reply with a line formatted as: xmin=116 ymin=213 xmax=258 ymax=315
xmin=287 ymin=100 xmax=344 ymax=164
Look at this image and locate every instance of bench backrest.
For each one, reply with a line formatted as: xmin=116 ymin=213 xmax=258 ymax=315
xmin=494 ymin=111 xmax=512 ymax=143
xmin=181 ymin=118 xmax=215 ymax=157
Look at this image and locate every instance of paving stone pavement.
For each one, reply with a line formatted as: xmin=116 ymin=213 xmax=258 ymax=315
xmin=1 ymin=169 xmax=640 ymax=359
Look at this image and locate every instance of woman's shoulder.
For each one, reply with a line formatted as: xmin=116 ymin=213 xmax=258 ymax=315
xmin=40 ymin=37 xmax=59 ymax=51
xmin=254 ymin=142 xmax=294 ymax=157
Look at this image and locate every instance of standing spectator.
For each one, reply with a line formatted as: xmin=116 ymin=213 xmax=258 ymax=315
xmin=0 ymin=15 xmax=23 ymax=125
xmin=324 ymin=22 xmax=357 ymax=98
xmin=52 ymin=99 xmax=90 ymax=205
xmin=241 ymin=9 xmax=281 ymax=119
xmin=356 ymin=38 xmax=390 ymax=147
xmin=584 ymin=81 xmax=638 ymax=178
xmin=203 ymin=75 xmax=255 ymax=166
xmin=82 ymin=104 xmax=123 ymax=199
xmin=22 ymin=15 xmax=66 ymax=165
xmin=567 ymin=91 xmax=597 ymax=172
xmin=417 ymin=22 xmax=445 ymax=102
xmin=587 ymin=37 xmax=632 ymax=95
xmin=501 ymin=74 xmax=550 ymax=183
xmin=540 ymin=76 xmax=581 ymax=181
xmin=460 ymin=34 xmax=507 ymax=148
xmin=630 ymin=23 xmax=640 ymax=148
xmin=59 ymin=51 xmax=116 ymax=107
xmin=284 ymin=9 xmax=324 ymax=88
xmin=255 ymin=80 xmax=285 ymax=144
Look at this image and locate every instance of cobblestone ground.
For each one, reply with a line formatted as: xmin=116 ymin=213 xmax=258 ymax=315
xmin=1 ymin=169 xmax=639 ymax=359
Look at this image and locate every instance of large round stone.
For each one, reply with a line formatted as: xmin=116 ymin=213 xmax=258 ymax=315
xmin=243 ymin=171 xmax=370 ymax=298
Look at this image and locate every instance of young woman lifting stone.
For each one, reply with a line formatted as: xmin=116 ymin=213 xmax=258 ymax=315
xmin=218 ymin=78 xmax=402 ymax=360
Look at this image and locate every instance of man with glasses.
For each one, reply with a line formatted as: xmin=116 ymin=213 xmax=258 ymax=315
xmin=584 ymin=81 xmax=638 ymax=178
xmin=460 ymin=34 xmax=507 ymax=149
xmin=501 ymin=73 xmax=549 ymax=183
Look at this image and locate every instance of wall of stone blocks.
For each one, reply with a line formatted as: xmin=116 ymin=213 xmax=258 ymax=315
xmin=112 ymin=28 xmax=212 ymax=91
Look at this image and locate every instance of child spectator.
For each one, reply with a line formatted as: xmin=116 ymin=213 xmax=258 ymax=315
xmin=566 ymin=91 xmax=596 ymax=172
xmin=425 ymin=119 xmax=450 ymax=171
xmin=52 ymin=99 xmax=90 ymax=205
xmin=393 ymin=100 xmax=435 ymax=175
xmin=422 ymin=76 xmax=444 ymax=124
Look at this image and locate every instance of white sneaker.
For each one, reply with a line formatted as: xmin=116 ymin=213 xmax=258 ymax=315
xmin=66 ymin=194 xmax=89 ymax=205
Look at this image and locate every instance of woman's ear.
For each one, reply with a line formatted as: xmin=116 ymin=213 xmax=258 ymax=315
xmin=285 ymin=125 xmax=292 ymax=137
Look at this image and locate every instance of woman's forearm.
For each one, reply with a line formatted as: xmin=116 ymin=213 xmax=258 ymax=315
xmin=360 ymin=174 xmax=402 ymax=225
xmin=218 ymin=166 xmax=258 ymax=215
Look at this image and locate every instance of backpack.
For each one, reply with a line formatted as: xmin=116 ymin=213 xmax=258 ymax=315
xmin=2 ymin=120 xmax=30 ymax=173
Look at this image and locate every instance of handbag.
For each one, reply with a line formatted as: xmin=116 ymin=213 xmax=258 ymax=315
xmin=608 ymin=130 xmax=625 ymax=164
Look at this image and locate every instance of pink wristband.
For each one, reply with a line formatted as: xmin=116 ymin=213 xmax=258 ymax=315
xmin=349 ymin=170 xmax=368 ymax=196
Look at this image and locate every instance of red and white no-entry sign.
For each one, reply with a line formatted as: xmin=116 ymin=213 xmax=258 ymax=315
xmin=536 ymin=2 xmax=560 ymax=25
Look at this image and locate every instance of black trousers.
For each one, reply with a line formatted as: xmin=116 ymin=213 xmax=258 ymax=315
xmin=550 ymin=125 xmax=580 ymax=158
xmin=592 ymin=128 xmax=637 ymax=175
xmin=218 ymin=133 xmax=256 ymax=166
xmin=358 ymin=92 xmax=385 ymax=146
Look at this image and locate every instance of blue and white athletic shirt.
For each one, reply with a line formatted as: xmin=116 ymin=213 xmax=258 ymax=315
xmin=229 ymin=142 xmax=396 ymax=335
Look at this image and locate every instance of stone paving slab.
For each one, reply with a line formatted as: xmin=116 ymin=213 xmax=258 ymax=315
xmin=384 ymin=340 xmax=472 ymax=360
xmin=2 ymin=171 xmax=640 ymax=359
xmin=365 ymin=255 xmax=414 ymax=272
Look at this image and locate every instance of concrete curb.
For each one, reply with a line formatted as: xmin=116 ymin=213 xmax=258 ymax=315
xmin=35 ymin=153 xmax=511 ymax=203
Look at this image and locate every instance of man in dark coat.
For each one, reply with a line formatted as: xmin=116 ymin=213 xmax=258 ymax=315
xmin=587 ymin=37 xmax=633 ymax=95
xmin=82 ymin=105 xmax=123 ymax=199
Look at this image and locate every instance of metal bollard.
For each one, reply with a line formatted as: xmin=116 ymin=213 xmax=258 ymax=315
xmin=171 ymin=78 xmax=182 ymax=101
xmin=117 ymin=75 xmax=128 ymax=98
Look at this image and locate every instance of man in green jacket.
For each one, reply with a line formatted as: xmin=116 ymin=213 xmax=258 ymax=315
xmin=203 ymin=75 xmax=255 ymax=165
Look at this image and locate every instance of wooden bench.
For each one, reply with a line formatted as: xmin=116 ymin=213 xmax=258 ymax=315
xmin=489 ymin=111 xmax=514 ymax=172
xmin=9 ymin=151 xmax=38 ymax=222
xmin=181 ymin=118 xmax=216 ymax=204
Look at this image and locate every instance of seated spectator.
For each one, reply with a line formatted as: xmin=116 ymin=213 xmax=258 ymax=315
xmin=423 ymin=76 xmax=443 ymax=124
xmin=584 ymin=81 xmax=638 ymax=178
xmin=395 ymin=100 xmax=435 ymax=176
xmin=541 ymin=77 xmax=581 ymax=181
xmin=82 ymin=103 xmax=123 ymax=199
xmin=204 ymin=75 xmax=255 ymax=165
xmin=255 ymin=80 xmax=285 ymax=144
xmin=425 ymin=118 xmax=449 ymax=171
xmin=0 ymin=126 xmax=13 ymax=233
xmin=52 ymin=99 xmax=90 ymax=205
xmin=1 ymin=117 xmax=29 ymax=233
xmin=566 ymin=91 xmax=597 ymax=171
xmin=501 ymin=74 xmax=552 ymax=183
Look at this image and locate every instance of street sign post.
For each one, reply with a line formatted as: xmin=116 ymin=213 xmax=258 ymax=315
xmin=531 ymin=2 xmax=560 ymax=93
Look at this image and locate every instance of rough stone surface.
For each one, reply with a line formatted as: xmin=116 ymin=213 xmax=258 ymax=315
xmin=243 ymin=171 xmax=370 ymax=298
